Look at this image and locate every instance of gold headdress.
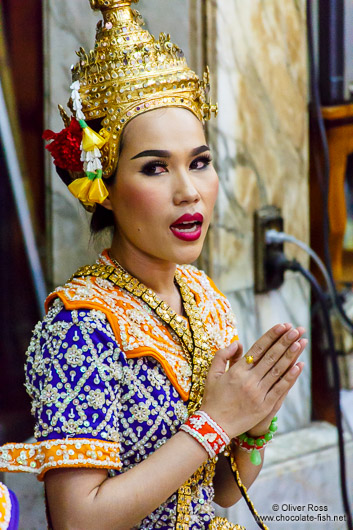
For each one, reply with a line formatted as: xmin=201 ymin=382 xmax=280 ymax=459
xmin=44 ymin=0 xmax=217 ymax=208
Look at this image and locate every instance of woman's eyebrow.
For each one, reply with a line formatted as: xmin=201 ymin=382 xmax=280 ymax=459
xmin=190 ymin=145 xmax=210 ymax=156
xmin=131 ymin=149 xmax=171 ymax=160
xmin=130 ymin=145 xmax=210 ymax=160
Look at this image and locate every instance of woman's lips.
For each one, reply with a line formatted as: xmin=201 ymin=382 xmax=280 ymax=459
xmin=170 ymin=213 xmax=204 ymax=242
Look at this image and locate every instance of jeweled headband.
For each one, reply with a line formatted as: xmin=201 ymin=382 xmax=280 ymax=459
xmin=43 ymin=0 xmax=218 ymax=209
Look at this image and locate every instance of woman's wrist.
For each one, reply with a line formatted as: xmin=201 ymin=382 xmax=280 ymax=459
xmin=246 ymin=425 xmax=271 ymax=438
xmin=179 ymin=411 xmax=230 ymax=459
xmin=233 ymin=417 xmax=278 ymax=466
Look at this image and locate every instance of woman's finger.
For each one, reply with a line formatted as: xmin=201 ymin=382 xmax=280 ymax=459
xmin=241 ymin=323 xmax=291 ymax=367
xmin=228 ymin=342 xmax=243 ymax=369
xmin=208 ymin=341 xmax=240 ymax=377
xmin=259 ymin=337 xmax=307 ymax=392
xmin=250 ymin=326 xmax=305 ymax=378
xmin=265 ymin=361 xmax=305 ymax=409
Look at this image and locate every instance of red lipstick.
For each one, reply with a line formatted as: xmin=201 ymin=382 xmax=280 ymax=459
xmin=170 ymin=213 xmax=204 ymax=242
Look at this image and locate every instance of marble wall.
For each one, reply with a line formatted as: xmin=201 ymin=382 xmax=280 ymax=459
xmin=209 ymin=0 xmax=309 ymax=290
xmin=201 ymin=0 xmax=311 ymax=431
xmin=44 ymin=0 xmax=100 ymax=288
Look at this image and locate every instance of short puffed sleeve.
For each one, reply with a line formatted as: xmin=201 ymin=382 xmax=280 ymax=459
xmin=26 ymin=300 xmax=124 ymax=445
xmin=0 ymin=299 xmax=125 ymax=480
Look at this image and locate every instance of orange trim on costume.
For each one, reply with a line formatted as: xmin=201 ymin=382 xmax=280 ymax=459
xmin=0 ymin=438 xmax=121 ymax=482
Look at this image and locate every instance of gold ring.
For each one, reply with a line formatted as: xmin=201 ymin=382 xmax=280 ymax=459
xmin=245 ymin=355 xmax=254 ymax=365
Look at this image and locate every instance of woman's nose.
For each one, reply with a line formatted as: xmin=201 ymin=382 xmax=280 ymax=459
xmin=173 ymin=171 xmax=200 ymax=205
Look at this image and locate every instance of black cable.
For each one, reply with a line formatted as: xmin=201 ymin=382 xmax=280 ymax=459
xmin=227 ymin=456 xmax=268 ymax=530
xmin=307 ymin=0 xmax=332 ymax=270
xmin=285 ymin=259 xmax=353 ymax=530
xmin=306 ymin=2 xmax=353 ymax=332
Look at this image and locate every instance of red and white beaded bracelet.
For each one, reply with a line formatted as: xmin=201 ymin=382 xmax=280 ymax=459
xmin=179 ymin=410 xmax=230 ymax=459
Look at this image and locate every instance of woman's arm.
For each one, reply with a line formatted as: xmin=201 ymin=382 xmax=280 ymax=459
xmin=213 ymin=446 xmax=265 ymax=508
xmin=46 ymin=430 xmax=209 ymax=530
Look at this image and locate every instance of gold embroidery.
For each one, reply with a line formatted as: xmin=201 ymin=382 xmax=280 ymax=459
xmin=210 ymin=519 xmax=245 ymax=530
xmin=72 ymin=264 xmax=196 ymax=360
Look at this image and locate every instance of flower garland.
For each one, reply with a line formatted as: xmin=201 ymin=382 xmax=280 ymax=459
xmin=43 ymin=80 xmax=110 ymax=207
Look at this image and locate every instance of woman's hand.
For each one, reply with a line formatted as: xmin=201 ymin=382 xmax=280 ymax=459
xmin=246 ymin=324 xmax=307 ymax=437
xmin=200 ymin=323 xmax=307 ymax=439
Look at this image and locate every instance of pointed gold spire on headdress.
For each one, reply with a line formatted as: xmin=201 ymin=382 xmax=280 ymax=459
xmin=89 ymin=0 xmax=139 ymax=25
xmin=90 ymin=0 xmax=138 ymax=9
xmin=62 ymin=0 xmax=217 ymax=184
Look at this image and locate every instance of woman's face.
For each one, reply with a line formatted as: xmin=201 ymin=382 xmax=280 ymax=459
xmin=105 ymin=107 xmax=219 ymax=266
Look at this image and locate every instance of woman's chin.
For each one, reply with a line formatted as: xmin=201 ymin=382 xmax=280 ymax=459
xmin=171 ymin=245 xmax=204 ymax=265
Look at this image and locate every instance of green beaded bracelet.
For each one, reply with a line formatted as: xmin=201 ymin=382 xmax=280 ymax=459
xmin=234 ymin=417 xmax=278 ymax=466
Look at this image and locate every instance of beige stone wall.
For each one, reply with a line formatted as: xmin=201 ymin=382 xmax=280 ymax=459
xmin=206 ymin=0 xmax=309 ymax=291
xmin=200 ymin=0 xmax=311 ymax=434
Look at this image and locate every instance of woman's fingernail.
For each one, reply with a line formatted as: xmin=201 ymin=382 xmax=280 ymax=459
xmin=290 ymin=365 xmax=300 ymax=374
xmin=290 ymin=341 xmax=300 ymax=352
xmin=274 ymin=324 xmax=285 ymax=334
xmin=288 ymin=329 xmax=299 ymax=340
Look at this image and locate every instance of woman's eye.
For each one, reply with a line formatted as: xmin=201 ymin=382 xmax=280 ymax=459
xmin=141 ymin=161 xmax=168 ymax=176
xmin=190 ymin=156 xmax=212 ymax=170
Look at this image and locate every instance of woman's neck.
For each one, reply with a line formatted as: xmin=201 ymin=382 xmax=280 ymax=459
xmin=109 ymin=241 xmax=184 ymax=315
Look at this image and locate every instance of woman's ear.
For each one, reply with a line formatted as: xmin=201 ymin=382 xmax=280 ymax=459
xmin=100 ymin=196 xmax=113 ymax=211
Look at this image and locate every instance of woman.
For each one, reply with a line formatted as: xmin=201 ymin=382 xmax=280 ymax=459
xmin=0 ymin=1 xmax=306 ymax=528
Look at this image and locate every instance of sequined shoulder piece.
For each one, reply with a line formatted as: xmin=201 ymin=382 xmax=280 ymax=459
xmin=44 ymin=254 xmax=238 ymax=401
xmin=45 ymin=271 xmax=193 ymax=400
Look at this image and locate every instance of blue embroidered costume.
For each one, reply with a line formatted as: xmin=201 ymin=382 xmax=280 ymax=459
xmin=1 ymin=251 xmax=240 ymax=529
